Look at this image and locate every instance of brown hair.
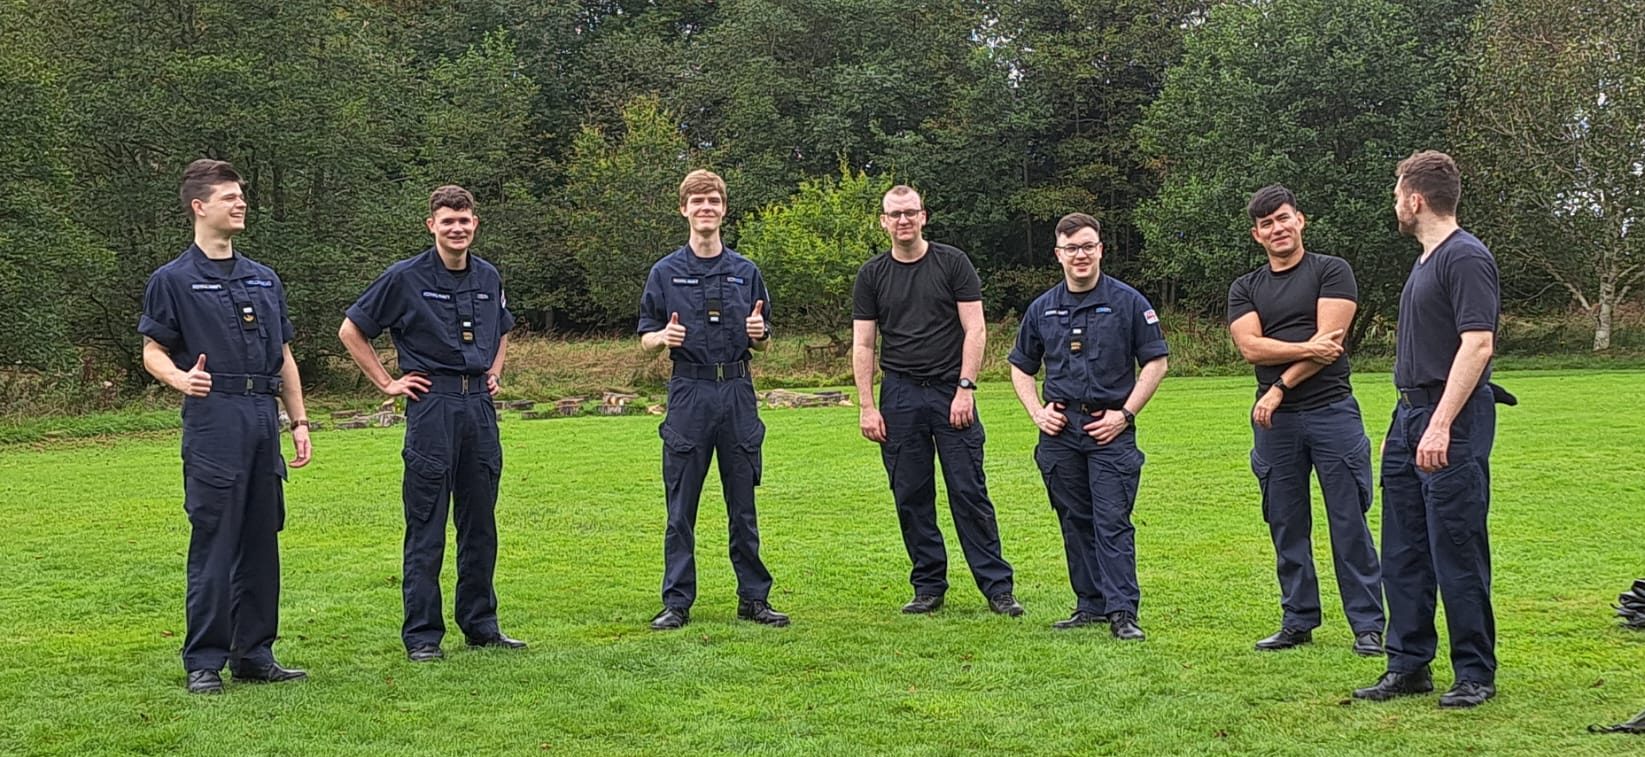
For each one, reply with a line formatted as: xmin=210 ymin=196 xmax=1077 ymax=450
xmin=179 ymin=159 xmax=242 ymax=213
xmin=1055 ymin=212 xmax=1102 ymax=241
xmin=1395 ymin=151 xmax=1461 ymax=216
xmin=429 ymin=185 xmax=476 ymax=215
xmin=1246 ymin=184 xmax=1300 ymax=221
xmin=678 ymin=170 xmax=727 ymax=206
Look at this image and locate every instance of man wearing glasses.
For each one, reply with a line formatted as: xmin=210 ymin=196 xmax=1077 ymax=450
xmin=1007 ymin=212 xmax=1167 ymax=640
xmin=852 ymin=185 xmax=1021 ymax=618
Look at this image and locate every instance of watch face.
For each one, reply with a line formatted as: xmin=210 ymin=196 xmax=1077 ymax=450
xmin=958 ymin=379 xmax=977 ymax=390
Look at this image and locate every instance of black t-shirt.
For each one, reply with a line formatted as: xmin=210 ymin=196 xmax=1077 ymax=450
xmin=1394 ymin=229 xmax=1499 ymax=389
xmin=852 ymin=242 xmax=983 ymax=379
xmin=1227 ymin=252 xmax=1357 ymax=411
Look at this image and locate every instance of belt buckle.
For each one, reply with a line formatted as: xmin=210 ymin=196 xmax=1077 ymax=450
xmin=461 ymin=375 xmax=470 ymax=393
xmin=244 ymin=377 xmax=255 ymax=393
xmin=716 ymin=363 xmax=725 ymax=381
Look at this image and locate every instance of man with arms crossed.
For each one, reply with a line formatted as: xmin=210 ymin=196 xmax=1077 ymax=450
xmin=853 ymin=185 xmax=1021 ymax=617
xmin=139 ymin=158 xmax=314 ymax=693
xmin=637 ymin=169 xmax=788 ymax=631
xmin=340 ymin=185 xmax=527 ymax=661
xmin=1228 ymin=185 xmax=1385 ymax=656
xmin=1008 ymin=212 xmax=1166 ymax=640
xmin=1353 ymin=151 xmax=1504 ymax=708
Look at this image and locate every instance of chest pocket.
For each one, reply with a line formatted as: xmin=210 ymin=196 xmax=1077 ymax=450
xmin=240 ymin=279 xmax=282 ymax=337
xmin=415 ymin=290 xmax=464 ymax=361
xmin=718 ymin=274 xmax=754 ymax=321
xmin=1086 ymin=308 xmax=1133 ymax=379
xmin=467 ymin=291 xmax=503 ymax=351
xmin=669 ymin=276 xmax=705 ymax=326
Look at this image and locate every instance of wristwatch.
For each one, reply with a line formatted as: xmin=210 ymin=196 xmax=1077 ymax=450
xmin=957 ymin=378 xmax=978 ymax=391
xmin=1120 ymin=408 xmax=1136 ymax=426
xmin=1273 ymin=378 xmax=1292 ymax=394
xmin=291 ymin=419 xmax=310 ymax=431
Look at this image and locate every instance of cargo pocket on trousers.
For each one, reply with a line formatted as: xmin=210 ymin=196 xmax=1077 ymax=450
xmin=736 ymin=422 xmax=766 ymax=487
xmin=183 ymin=454 xmax=239 ymax=533
xmin=401 ymin=447 xmax=448 ymax=523
xmin=276 ymin=455 xmax=289 ymax=532
xmin=1033 ymin=443 xmax=1063 ymax=513
xmin=1429 ymin=461 xmax=1486 ymax=547
xmin=1250 ymin=449 xmax=1275 ymax=524
xmin=659 ymin=423 xmax=698 ymax=495
xmin=1344 ymin=436 xmax=1374 ymax=515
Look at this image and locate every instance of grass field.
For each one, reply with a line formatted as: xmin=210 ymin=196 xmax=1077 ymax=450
xmin=3 ymin=371 xmax=1643 ymax=755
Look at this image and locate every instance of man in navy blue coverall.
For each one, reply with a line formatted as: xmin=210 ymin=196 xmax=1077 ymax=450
xmin=637 ymin=170 xmax=788 ymax=631
xmin=1007 ymin=212 xmax=1166 ymax=640
xmin=339 ymin=185 xmax=527 ymax=661
xmin=139 ymin=159 xmax=314 ymax=694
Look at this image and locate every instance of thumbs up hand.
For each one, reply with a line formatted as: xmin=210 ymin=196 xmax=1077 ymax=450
xmin=661 ymin=312 xmax=687 ymax=348
xmin=745 ymin=300 xmax=768 ymax=342
xmin=179 ymin=353 xmax=213 ymax=398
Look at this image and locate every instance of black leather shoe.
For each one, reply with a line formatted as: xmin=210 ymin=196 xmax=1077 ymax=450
xmin=1438 ymin=681 xmax=1496 ymax=708
xmin=1110 ymin=612 xmax=1146 ymax=641
xmin=1352 ymin=631 xmax=1385 ymax=657
xmin=1051 ymin=610 xmax=1106 ymax=630
xmin=467 ymin=634 xmax=528 ymax=650
xmin=737 ymin=599 xmax=791 ymax=627
xmin=1254 ymin=627 xmax=1313 ymax=651
xmin=407 ymin=645 xmax=444 ymax=662
xmin=901 ymin=594 xmax=944 ymax=614
xmin=1353 ymin=668 xmax=1434 ymax=700
xmin=186 ymin=669 xmax=224 ymax=694
xmin=650 ymin=607 xmax=690 ymax=631
xmin=231 ymin=661 xmax=308 ymax=683
xmin=988 ymin=593 xmax=1025 ymax=617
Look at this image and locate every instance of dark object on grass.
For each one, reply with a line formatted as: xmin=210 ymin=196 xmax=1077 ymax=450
xmin=1614 ymin=578 xmax=1645 ymax=629
xmin=1589 ymin=708 xmax=1645 ymax=734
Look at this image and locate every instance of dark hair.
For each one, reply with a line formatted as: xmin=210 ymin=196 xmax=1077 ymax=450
xmin=1395 ymin=151 xmax=1461 ymax=216
xmin=429 ymin=184 xmax=476 ymax=215
xmin=1054 ymin=212 xmax=1102 ymax=240
xmin=179 ymin=159 xmax=242 ymax=213
xmin=1247 ymin=184 xmax=1300 ymax=221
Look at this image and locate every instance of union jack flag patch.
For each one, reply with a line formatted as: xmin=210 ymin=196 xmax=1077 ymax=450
xmin=1143 ymin=309 xmax=1159 ymax=325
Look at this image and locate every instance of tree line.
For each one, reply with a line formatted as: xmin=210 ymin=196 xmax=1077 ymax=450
xmin=1 ymin=0 xmax=1638 ymax=387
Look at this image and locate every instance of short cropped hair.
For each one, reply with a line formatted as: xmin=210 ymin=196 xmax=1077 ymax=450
xmin=1395 ymin=151 xmax=1461 ymax=216
xmin=1054 ymin=212 xmax=1102 ymax=240
xmin=1247 ymin=184 xmax=1300 ymax=221
xmin=678 ymin=170 xmax=727 ymax=206
xmin=429 ymin=185 xmax=476 ymax=215
xmin=179 ymin=159 xmax=242 ymax=213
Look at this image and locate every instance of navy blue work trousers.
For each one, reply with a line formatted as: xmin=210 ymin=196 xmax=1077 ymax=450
xmin=658 ymin=376 xmax=772 ymax=610
xmin=1034 ymin=412 xmax=1144 ymax=617
xmin=1250 ymin=396 xmax=1385 ymax=633
xmin=1381 ymin=384 xmax=1497 ymax=685
xmin=400 ymin=390 xmax=503 ymax=649
xmin=179 ymin=393 xmax=286 ymax=672
xmin=878 ymin=372 xmax=1013 ymax=599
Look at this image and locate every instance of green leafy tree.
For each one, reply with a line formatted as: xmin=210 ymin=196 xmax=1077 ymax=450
xmin=738 ymin=165 xmax=890 ymax=340
xmin=1456 ymin=0 xmax=1644 ymax=350
xmin=555 ymin=96 xmax=692 ymax=328
xmin=1135 ymin=0 xmax=1453 ymax=345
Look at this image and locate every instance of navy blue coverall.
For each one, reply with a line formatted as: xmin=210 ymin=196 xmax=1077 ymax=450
xmin=140 ymin=245 xmax=294 ymax=672
xmin=1008 ymin=277 xmax=1168 ymax=618
xmin=637 ymin=246 xmax=774 ymax=611
xmin=346 ymin=248 xmax=514 ymax=650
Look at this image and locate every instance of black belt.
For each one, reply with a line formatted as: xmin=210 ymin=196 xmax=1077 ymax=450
xmin=885 ymin=370 xmax=955 ymax=387
xmin=1054 ymin=400 xmax=1124 ymax=415
xmin=673 ymin=360 xmax=749 ymax=382
xmin=1399 ymin=382 xmax=1518 ymax=408
xmin=210 ymin=373 xmax=283 ymax=395
xmin=426 ymin=374 xmax=488 ymax=394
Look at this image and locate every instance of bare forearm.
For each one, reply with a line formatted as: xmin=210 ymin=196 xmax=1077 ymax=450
xmin=338 ymin=320 xmax=394 ymax=390
xmin=278 ymin=345 xmax=308 ymax=421
xmin=1237 ymin=336 xmax=1311 ymax=366
xmin=1124 ymin=358 xmax=1168 ymax=415
xmin=960 ymin=325 xmax=985 ymax=381
xmin=640 ymin=330 xmax=669 ymax=353
xmin=489 ymin=334 xmax=509 ymax=376
xmin=1430 ymin=335 xmax=1494 ymax=429
xmin=142 ymin=339 xmax=185 ymax=391
xmin=1010 ymin=366 xmax=1042 ymax=417
xmin=852 ymin=344 xmax=877 ymax=409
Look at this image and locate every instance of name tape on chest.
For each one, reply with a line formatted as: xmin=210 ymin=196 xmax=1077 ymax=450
xmin=1043 ymin=308 xmax=1069 ymax=317
xmin=422 ymin=290 xmax=453 ymax=301
xmin=476 ymin=292 xmax=491 ymax=301
xmin=727 ymin=276 xmax=746 ymax=285
xmin=245 ymin=279 xmax=274 ymax=288
xmin=191 ymin=283 xmax=223 ymax=291
xmin=671 ymin=277 xmax=701 ymax=286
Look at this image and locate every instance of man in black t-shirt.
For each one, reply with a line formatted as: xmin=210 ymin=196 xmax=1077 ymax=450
xmin=1352 ymin=151 xmax=1503 ymax=709
xmin=851 ymin=185 xmax=1019 ymax=617
xmin=1227 ymin=185 xmax=1385 ymax=657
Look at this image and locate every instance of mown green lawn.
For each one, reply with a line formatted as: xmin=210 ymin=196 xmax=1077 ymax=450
xmin=3 ymin=371 xmax=1643 ymax=755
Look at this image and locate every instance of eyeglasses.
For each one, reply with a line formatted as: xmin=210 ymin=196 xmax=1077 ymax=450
xmin=882 ymin=209 xmax=925 ymax=221
xmin=1056 ymin=243 xmax=1101 ymax=257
